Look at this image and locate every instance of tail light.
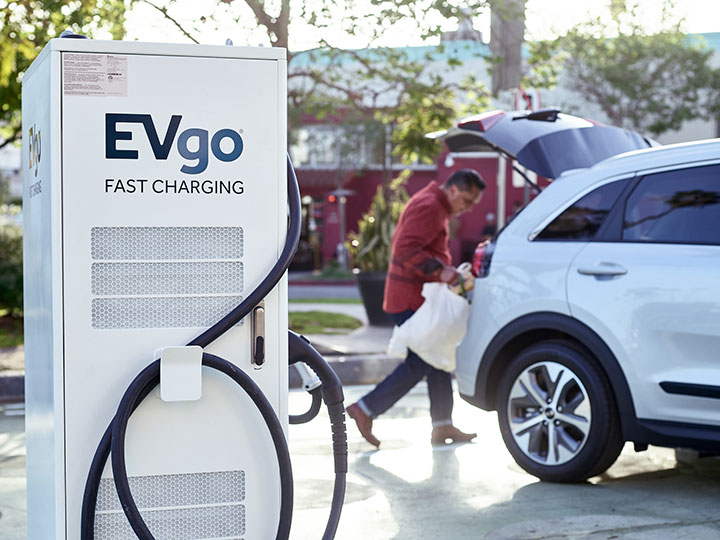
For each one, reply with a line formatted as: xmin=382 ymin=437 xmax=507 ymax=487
xmin=472 ymin=240 xmax=495 ymax=278
xmin=458 ymin=110 xmax=505 ymax=132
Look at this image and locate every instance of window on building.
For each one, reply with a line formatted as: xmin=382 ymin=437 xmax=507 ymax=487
xmin=289 ymin=126 xmax=340 ymax=166
xmin=308 ymin=126 xmax=339 ymax=166
xmin=290 ymin=128 xmax=310 ymax=165
xmin=290 ymin=121 xmax=392 ymax=168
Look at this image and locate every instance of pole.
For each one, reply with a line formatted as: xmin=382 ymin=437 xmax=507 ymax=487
xmin=497 ymin=152 xmax=507 ymax=229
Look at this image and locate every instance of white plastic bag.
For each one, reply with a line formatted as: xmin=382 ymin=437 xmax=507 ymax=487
xmin=386 ymin=282 xmax=470 ymax=372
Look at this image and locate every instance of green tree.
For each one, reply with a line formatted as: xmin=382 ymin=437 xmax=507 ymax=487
xmin=135 ymin=0 xmax=494 ymax=164
xmin=0 ymin=1 xmax=126 ymax=150
xmin=528 ymin=0 xmax=720 ymax=136
xmin=0 ymin=221 xmax=22 ymax=316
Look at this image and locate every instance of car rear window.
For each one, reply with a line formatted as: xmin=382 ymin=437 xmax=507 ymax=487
xmin=622 ymin=164 xmax=720 ymax=245
xmin=535 ymin=180 xmax=625 ymax=241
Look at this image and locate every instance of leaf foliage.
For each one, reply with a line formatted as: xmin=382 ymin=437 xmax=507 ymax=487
xmin=137 ymin=0 xmax=495 ymax=164
xmin=346 ymin=170 xmax=410 ymax=272
xmin=527 ymin=0 xmax=720 ymax=136
xmin=1 ymin=1 xmax=126 ymax=149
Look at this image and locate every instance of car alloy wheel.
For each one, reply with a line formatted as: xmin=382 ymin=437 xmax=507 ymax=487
xmin=496 ymin=340 xmax=623 ymax=482
xmin=507 ymin=360 xmax=591 ymax=466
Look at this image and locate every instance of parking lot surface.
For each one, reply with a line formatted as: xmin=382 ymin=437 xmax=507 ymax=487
xmin=2 ymin=384 xmax=719 ymax=539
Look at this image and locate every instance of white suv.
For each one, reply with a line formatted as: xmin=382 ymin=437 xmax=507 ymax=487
xmin=453 ymin=133 xmax=720 ymax=482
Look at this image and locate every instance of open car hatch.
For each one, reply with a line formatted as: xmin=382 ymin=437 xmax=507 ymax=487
xmin=427 ymin=108 xmax=654 ymax=179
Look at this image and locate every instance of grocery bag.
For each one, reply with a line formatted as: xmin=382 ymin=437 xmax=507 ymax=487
xmin=387 ymin=282 xmax=470 ymax=372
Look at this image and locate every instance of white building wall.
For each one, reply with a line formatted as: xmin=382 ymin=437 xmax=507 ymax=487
xmin=0 ymin=144 xmax=22 ymax=199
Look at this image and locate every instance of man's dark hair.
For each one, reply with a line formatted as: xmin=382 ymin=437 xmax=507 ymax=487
xmin=443 ymin=169 xmax=486 ymax=192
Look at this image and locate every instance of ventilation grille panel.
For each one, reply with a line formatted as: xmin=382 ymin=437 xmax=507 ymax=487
xmin=95 ymin=506 xmax=246 ymax=540
xmin=92 ymin=296 xmax=243 ymax=329
xmin=92 ymin=262 xmax=244 ymax=296
xmin=91 ymin=227 xmax=243 ymax=260
xmin=90 ymin=227 xmax=244 ymax=330
xmin=96 ymin=470 xmax=246 ymax=511
xmin=94 ymin=470 xmax=246 ymax=540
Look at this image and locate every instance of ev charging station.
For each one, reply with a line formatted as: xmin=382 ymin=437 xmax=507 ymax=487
xmin=21 ymin=37 xmax=333 ymax=539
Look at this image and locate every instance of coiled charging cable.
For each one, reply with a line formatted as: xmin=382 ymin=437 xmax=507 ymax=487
xmin=81 ymin=156 xmax=348 ymax=540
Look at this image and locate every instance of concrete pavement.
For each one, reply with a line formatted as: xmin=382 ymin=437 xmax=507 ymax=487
xmin=4 ymin=278 xmax=720 ymax=538
xmin=0 ymin=348 xmax=23 ymax=404
xmin=3 ymin=386 xmax=720 ymax=539
xmin=292 ymin=385 xmax=720 ymax=540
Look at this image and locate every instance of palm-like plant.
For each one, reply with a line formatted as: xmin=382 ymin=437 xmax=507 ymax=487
xmin=347 ymin=173 xmax=409 ymax=272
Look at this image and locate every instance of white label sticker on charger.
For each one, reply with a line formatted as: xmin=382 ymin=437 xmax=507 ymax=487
xmin=63 ymin=53 xmax=128 ymax=96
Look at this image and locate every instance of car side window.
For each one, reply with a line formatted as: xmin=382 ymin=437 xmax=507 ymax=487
xmin=622 ymin=164 xmax=720 ymax=245
xmin=535 ymin=180 xmax=625 ymax=241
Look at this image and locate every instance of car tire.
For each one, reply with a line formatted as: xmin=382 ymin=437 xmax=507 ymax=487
xmin=496 ymin=340 xmax=623 ymax=482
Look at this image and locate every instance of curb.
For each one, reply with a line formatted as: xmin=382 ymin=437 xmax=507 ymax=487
xmin=288 ymin=280 xmax=356 ymax=286
xmin=0 ymin=370 xmax=24 ymax=403
xmin=290 ymin=354 xmax=402 ymax=389
xmin=0 ymin=355 xmax=401 ymax=403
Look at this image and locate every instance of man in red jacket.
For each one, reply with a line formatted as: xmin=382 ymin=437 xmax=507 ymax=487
xmin=348 ymin=169 xmax=486 ymax=447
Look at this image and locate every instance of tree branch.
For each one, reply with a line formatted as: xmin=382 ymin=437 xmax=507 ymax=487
xmin=242 ymin=0 xmax=279 ymax=45
xmin=288 ymin=69 xmax=367 ymax=107
xmin=276 ymin=0 xmax=290 ymax=49
xmin=0 ymin=128 xmax=20 ymax=151
xmin=140 ymin=0 xmax=200 ymax=44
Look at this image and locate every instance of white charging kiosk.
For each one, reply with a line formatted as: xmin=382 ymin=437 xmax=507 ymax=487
xmin=22 ymin=38 xmax=288 ymax=539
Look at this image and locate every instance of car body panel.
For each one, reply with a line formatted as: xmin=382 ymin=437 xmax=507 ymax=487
xmin=457 ymin=137 xmax=720 ymax=448
xmin=456 ymin=237 xmax=584 ymax=396
xmin=456 ymin=286 xmax=500 ymax=396
xmin=568 ymin=241 xmax=720 ymax=426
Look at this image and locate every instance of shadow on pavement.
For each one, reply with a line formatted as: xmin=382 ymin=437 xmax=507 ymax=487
xmin=351 ymin=444 xmax=720 ymax=539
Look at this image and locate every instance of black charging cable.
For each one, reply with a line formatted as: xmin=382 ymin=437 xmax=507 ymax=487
xmin=188 ymin=157 xmax=302 ymax=350
xmin=81 ymin=156 xmax=347 ymax=540
xmin=288 ymin=331 xmax=347 ymax=540
xmin=290 ymin=386 xmax=323 ymax=425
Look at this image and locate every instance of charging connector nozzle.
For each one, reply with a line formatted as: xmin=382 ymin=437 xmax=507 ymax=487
xmin=294 ymin=361 xmax=322 ymax=392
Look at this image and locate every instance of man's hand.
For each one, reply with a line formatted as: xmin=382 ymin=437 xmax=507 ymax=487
xmin=439 ymin=265 xmax=459 ymax=284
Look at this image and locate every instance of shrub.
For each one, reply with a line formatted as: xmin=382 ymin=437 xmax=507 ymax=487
xmin=346 ymin=172 xmax=409 ymax=272
xmin=0 ymin=223 xmax=23 ymax=316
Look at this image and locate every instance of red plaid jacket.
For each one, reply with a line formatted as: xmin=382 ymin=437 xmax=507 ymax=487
xmin=383 ymin=181 xmax=452 ymax=313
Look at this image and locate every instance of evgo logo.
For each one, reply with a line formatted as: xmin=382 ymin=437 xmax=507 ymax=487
xmin=105 ymin=113 xmax=244 ymax=174
xmin=28 ymin=124 xmax=41 ymax=177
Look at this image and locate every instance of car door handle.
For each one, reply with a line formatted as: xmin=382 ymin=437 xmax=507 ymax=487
xmin=577 ymin=263 xmax=628 ymax=277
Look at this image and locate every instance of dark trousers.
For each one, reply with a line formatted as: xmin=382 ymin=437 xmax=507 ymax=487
xmin=358 ymin=309 xmax=453 ymax=427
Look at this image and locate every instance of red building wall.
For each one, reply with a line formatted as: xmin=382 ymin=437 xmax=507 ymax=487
xmin=295 ymin=150 xmax=537 ymax=268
